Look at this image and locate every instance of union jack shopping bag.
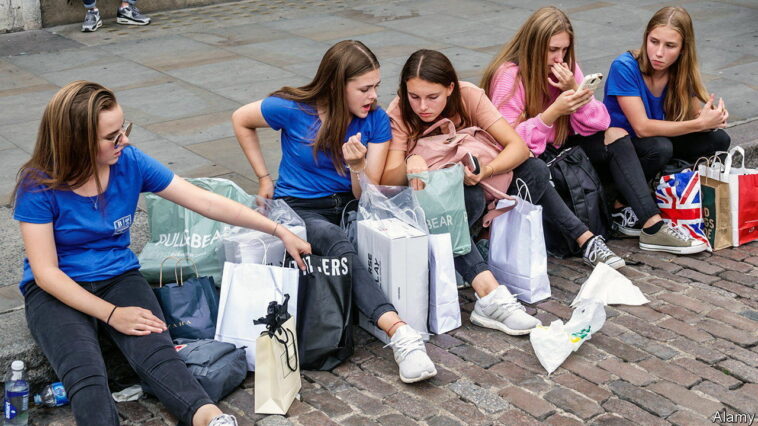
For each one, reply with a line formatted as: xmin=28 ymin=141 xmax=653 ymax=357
xmin=655 ymin=169 xmax=710 ymax=249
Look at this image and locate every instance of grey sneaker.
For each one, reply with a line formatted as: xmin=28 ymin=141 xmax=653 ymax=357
xmin=208 ymin=414 xmax=237 ymax=426
xmin=116 ymin=5 xmax=151 ymax=25
xmin=583 ymin=235 xmax=625 ymax=269
xmin=639 ymin=222 xmax=707 ymax=255
xmin=386 ymin=324 xmax=436 ymax=384
xmin=81 ymin=9 xmax=102 ymax=32
xmin=612 ymin=207 xmax=641 ymax=237
xmin=471 ymin=285 xmax=541 ymax=335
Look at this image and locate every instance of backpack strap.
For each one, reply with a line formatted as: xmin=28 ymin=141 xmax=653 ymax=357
xmin=421 ymin=118 xmax=456 ymax=137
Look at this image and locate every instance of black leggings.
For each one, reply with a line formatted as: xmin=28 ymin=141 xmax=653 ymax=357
xmin=631 ymin=129 xmax=731 ymax=181
xmin=24 ymin=270 xmax=213 ymax=425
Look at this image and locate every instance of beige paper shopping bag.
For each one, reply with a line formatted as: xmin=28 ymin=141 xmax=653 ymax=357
xmin=254 ymin=316 xmax=301 ymax=415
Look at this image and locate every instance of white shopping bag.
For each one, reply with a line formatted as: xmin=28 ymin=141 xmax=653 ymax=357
xmin=488 ymin=192 xmax=550 ymax=304
xmin=215 ymin=261 xmax=299 ymax=371
xmin=356 ymin=218 xmax=429 ymax=344
xmin=428 ymin=233 xmax=461 ymax=334
xmin=220 ymin=225 xmax=307 ymax=266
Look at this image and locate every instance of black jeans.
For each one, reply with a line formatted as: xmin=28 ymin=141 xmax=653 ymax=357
xmin=632 ymin=129 xmax=731 ymax=181
xmin=511 ymin=157 xmax=589 ymax=242
xmin=24 ymin=270 xmax=213 ymax=426
xmin=454 ymin=185 xmax=490 ymax=284
xmin=281 ymin=193 xmax=396 ymax=324
xmin=566 ymin=132 xmax=661 ymax=224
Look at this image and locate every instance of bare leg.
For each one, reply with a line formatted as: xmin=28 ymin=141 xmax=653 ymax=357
xmin=576 ymin=230 xmax=593 ymax=247
xmin=377 ymin=311 xmax=405 ymax=337
xmin=193 ymin=404 xmax=223 ymax=426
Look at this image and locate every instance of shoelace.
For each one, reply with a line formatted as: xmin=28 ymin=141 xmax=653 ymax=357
xmin=666 ymin=224 xmax=692 ymax=241
xmin=383 ymin=332 xmax=427 ymax=361
xmin=616 ymin=207 xmax=639 ymax=227
xmin=489 ymin=289 xmax=526 ymax=314
xmin=586 ymin=236 xmax=614 ymax=263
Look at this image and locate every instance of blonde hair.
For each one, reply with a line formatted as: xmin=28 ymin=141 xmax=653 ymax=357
xmin=481 ymin=6 xmax=575 ymax=145
xmin=270 ymin=40 xmax=379 ymax=174
xmin=12 ymin=81 xmax=116 ymax=206
xmin=634 ymin=6 xmax=707 ymax=121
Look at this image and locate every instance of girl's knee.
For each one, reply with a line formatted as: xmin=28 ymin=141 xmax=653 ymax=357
xmin=712 ymin=129 xmax=731 ymax=152
xmin=604 ymin=127 xmax=628 ymax=145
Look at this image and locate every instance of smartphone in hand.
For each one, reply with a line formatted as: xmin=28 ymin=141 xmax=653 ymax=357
xmin=465 ymin=152 xmax=481 ymax=174
xmin=578 ymin=73 xmax=603 ymax=91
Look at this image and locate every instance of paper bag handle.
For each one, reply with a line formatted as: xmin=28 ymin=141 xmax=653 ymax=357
xmin=723 ymin=146 xmax=746 ymax=175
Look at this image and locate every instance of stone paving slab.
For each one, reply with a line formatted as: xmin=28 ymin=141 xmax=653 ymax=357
xmin=0 ymin=0 xmax=757 ymax=424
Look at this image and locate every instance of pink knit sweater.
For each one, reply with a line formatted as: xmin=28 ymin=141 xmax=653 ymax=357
xmin=488 ymin=62 xmax=610 ymax=156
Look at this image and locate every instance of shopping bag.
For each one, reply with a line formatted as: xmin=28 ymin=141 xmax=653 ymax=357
xmin=428 ymin=233 xmax=461 ymax=334
xmin=530 ymin=300 xmax=606 ymax=374
xmin=215 ymin=260 xmax=298 ymax=371
xmin=655 ymin=169 xmax=709 ymax=248
xmin=488 ymin=181 xmax=550 ymax=304
xmin=571 ymin=263 xmax=649 ymax=307
xmin=698 ymin=155 xmax=733 ymax=251
xmin=295 ymin=254 xmax=354 ymax=371
xmin=723 ymin=147 xmax=758 ymax=246
xmin=254 ymin=296 xmax=301 ymax=415
xmin=220 ymin=197 xmax=307 ymax=267
xmin=153 ymin=257 xmax=220 ymax=340
xmin=139 ymin=178 xmax=253 ymax=284
xmin=407 ymin=164 xmax=471 ymax=255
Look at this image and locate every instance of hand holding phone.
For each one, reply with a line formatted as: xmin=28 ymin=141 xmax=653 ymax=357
xmin=578 ymin=73 xmax=603 ymax=91
xmin=464 ymin=152 xmax=480 ymax=175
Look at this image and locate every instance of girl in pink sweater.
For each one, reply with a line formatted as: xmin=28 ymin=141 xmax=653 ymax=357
xmin=481 ymin=6 xmax=704 ymax=256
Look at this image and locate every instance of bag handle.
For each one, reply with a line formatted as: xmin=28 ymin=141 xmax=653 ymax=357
xmin=693 ymin=156 xmax=711 ymax=173
xmin=340 ymin=198 xmax=359 ymax=231
xmin=420 ymin=118 xmax=456 ymax=138
xmin=158 ymin=256 xmax=183 ymax=287
xmin=723 ymin=146 xmax=746 ymax=175
xmin=514 ymin=178 xmax=533 ymax=204
xmin=273 ymin=326 xmax=299 ymax=373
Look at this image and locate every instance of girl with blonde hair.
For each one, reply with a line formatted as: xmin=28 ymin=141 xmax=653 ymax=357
xmin=482 ymin=6 xmax=706 ymax=255
xmin=603 ymin=6 xmax=730 ymax=179
xmin=12 ymin=81 xmax=314 ymax=425
xmin=232 ymin=40 xmax=437 ymax=383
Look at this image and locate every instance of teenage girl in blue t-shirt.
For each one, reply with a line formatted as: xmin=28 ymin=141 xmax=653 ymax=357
xmin=232 ymin=40 xmax=437 ymax=384
xmin=604 ymin=6 xmax=730 ymax=183
xmin=12 ymin=81 xmax=311 ymax=426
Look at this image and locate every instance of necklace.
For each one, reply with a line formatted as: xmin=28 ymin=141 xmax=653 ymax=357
xmin=89 ymin=195 xmax=99 ymax=210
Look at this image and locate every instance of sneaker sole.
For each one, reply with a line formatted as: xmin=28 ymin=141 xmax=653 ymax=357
xmin=639 ymin=242 xmax=707 ymax=255
xmin=470 ymin=312 xmax=535 ymax=336
xmin=617 ymin=227 xmax=641 ymax=237
xmin=116 ymin=17 xmax=150 ymax=25
xmin=584 ymin=257 xmax=626 ymax=270
xmin=82 ymin=20 xmax=102 ymax=32
xmin=399 ymin=367 xmax=437 ymax=384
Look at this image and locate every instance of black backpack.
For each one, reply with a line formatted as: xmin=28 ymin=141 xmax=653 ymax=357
xmin=540 ymin=145 xmax=611 ymax=258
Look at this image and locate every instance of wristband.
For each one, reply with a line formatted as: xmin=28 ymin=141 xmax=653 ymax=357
xmin=271 ymin=222 xmax=280 ymax=237
xmin=106 ymin=306 xmax=118 ymax=325
xmin=347 ymin=162 xmax=365 ymax=175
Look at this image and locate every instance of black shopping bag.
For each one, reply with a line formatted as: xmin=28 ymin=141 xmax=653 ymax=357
xmin=152 ymin=256 xmax=220 ymax=340
xmin=292 ymin=254 xmax=353 ymax=371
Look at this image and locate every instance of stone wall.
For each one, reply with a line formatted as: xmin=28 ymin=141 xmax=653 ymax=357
xmin=0 ymin=0 xmax=41 ymax=32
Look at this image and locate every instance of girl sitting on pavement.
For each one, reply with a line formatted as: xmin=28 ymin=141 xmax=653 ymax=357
xmin=603 ymin=6 xmax=730 ymax=186
xmin=231 ymin=40 xmax=437 ymax=384
xmin=381 ymin=49 xmax=541 ymax=336
xmin=481 ymin=6 xmax=705 ymax=255
xmin=11 ymin=81 xmax=314 ymax=425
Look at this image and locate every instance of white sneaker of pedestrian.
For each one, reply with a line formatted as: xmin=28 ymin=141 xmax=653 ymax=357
xmin=471 ymin=285 xmax=541 ymax=335
xmin=386 ymin=324 xmax=437 ymax=383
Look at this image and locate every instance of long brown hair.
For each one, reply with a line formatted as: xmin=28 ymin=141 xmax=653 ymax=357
xmin=397 ymin=49 xmax=472 ymax=151
xmin=270 ymin=40 xmax=379 ymax=173
xmin=480 ymin=6 xmax=575 ymax=145
xmin=11 ymin=81 xmax=116 ymax=207
xmin=634 ymin=6 xmax=707 ymax=121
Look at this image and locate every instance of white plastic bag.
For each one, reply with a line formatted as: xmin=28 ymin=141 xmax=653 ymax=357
xmin=530 ymin=300 xmax=606 ymax=374
xmin=571 ymin=262 xmax=649 ymax=307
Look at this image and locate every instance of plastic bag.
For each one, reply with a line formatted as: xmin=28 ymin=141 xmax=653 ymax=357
xmin=530 ymin=300 xmax=606 ymax=374
xmin=571 ymin=262 xmax=649 ymax=307
xmin=357 ymin=180 xmax=429 ymax=233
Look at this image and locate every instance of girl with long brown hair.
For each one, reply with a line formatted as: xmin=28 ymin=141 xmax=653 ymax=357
xmin=603 ymin=6 xmax=730 ymax=179
xmin=482 ymin=6 xmax=706 ymax=255
xmin=12 ymin=81 xmax=313 ymax=426
xmin=382 ymin=49 xmax=544 ymax=336
xmin=232 ymin=40 xmax=437 ymax=384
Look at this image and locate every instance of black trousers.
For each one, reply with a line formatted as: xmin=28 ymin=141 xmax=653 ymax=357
xmin=631 ymin=129 xmax=731 ymax=181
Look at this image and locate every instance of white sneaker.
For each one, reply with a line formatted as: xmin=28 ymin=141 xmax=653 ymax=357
xmin=208 ymin=414 xmax=237 ymax=426
xmin=583 ymin=235 xmax=625 ymax=269
xmin=471 ymin=285 xmax=541 ymax=335
xmin=386 ymin=324 xmax=437 ymax=383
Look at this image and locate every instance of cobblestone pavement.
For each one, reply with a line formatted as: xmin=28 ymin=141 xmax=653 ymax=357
xmin=1 ymin=0 xmax=757 ymax=424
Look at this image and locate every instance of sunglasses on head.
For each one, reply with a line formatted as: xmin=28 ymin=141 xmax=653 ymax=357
xmin=112 ymin=121 xmax=133 ymax=149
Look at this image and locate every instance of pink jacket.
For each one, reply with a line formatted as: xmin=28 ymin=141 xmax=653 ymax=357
xmin=488 ymin=62 xmax=610 ymax=156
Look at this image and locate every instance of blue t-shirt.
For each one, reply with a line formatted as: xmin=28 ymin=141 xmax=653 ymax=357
xmin=603 ymin=51 xmax=666 ymax=138
xmin=260 ymin=96 xmax=392 ymax=198
xmin=14 ymin=146 xmax=174 ymax=294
